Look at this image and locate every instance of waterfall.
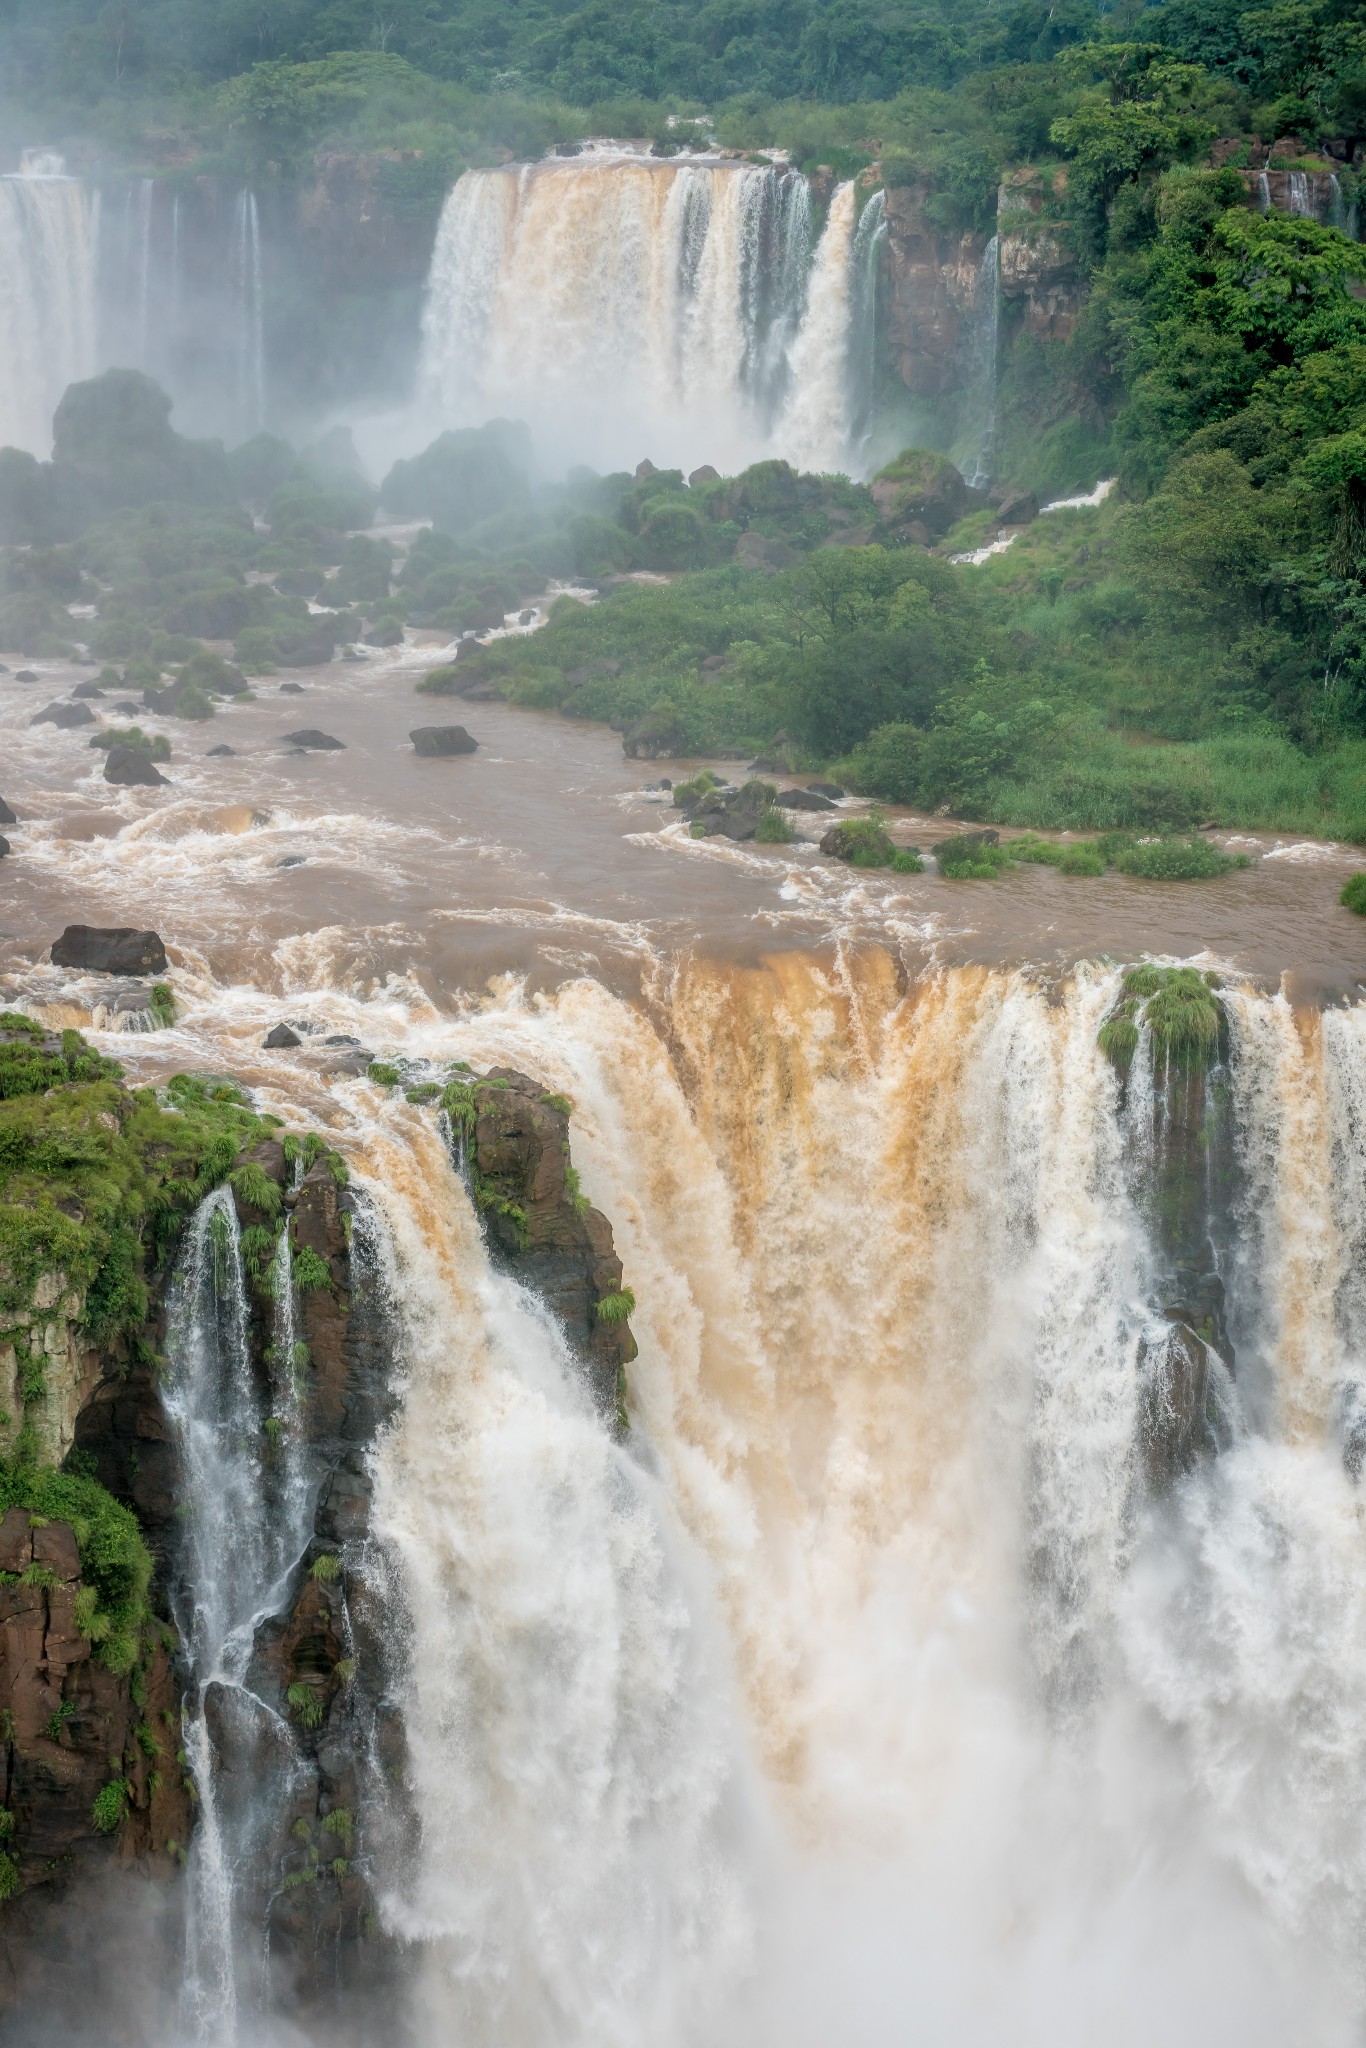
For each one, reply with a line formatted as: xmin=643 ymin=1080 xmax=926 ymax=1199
xmin=0 ymin=155 xmax=98 ymax=454
xmin=847 ymin=188 xmax=886 ymax=457
xmin=1257 ymin=171 xmax=1271 ymax=211
xmin=1288 ymin=170 xmax=1314 ymax=217
xmin=233 ymin=189 xmax=265 ymax=433
xmin=965 ymin=232 xmax=1000 ymax=490
xmin=419 ymin=154 xmax=871 ymax=475
xmin=163 ymin=1187 xmax=319 ymax=2041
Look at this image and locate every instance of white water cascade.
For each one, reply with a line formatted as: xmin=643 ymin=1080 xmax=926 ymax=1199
xmin=419 ymin=151 xmax=875 ymax=475
xmin=0 ymin=152 xmax=98 ymax=455
xmin=317 ymin=962 xmax=1366 ymax=2046
xmin=163 ymin=1187 xmax=319 ymax=2041
xmin=232 ymin=190 xmax=266 ymax=433
xmin=965 ymin=232 xmax=1000 ymax=489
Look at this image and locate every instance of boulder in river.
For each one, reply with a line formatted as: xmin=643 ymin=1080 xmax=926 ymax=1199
xmin=51 ymin=926 xmax=168 ymax=976
xmin=14 ymin=668 xmax=38 ymax=682
xmin=70 ymin=680 xmax=105 ymax=698
xmin=280 ymin=729 xmax=345 ymax=751
xmin=0 ymin=835 xmax=9 ymax=859
xmin=776 ymin=788 xmax=835 ymax=811
xmin=410 ymin=725 xmax=478 ymax=757
xmin=263 ymin=1022 xmax=301 ymax=1049
xmin=279 ymin=681 xmax=306 ymax=693
xmin=807 ymin=781 xmax=846 ymax=799
xmin=0 ymin=797 xmax=15 ymax=825
xmin=31 ymin=700 xmax=95 ymax=728
xmin=623 ymin=702 xmax=687 ymax=760
xmin=206 ymin=744 xmax=235 ymax=757
xmin=362 ymin=619 xmax=404 ymax=647
xmin=105 ymin=744 xmax=168 ymax=787
xmin=687 ymin=779 xmax=779 ymax=842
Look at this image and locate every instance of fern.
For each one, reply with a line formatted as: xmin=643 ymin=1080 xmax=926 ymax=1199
xmin=286 ymin=1681 xmax=325 ymax=1732
xmin=291 ymin=1245 xmax=333 ymax=1294
xmin=596 ymin=1288 xmax=636 ymax=1325
xmin=310 ymin=1553 xmax=341 ymax=1583
xmin=91 ymin=1780 xmax=128 ymax=1833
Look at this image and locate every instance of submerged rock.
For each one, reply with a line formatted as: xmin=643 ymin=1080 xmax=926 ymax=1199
xmin=361 ymin=619 xmax=403 ymax=646
xmin=50 ymin=925 xmax=168 ymax=975
xmin=280 ymin=729 xmax=346 ymax=751
xmin=30 ymin=700 xmax=94 ymax=729
xmin=279 ymin=680 xmax=306 ymax=694
xmin=104 ymin=744 xmax=168 ymax=787
xmin=410 ymin=724 xmax=478 ymax=756
xmin=14 ymin=668 xmax=38 ymax=682
xmin=206 ymin=744 xmax=235 ymax=757
xmin=0 ymin=834 xmax=9 ymax=858
xmin=263 ymin=1022 xmax=301 ymax=1048
xmin=0 ymin=796 xmax=15 ymax=824
xmin=70 ymin=680 xmax=105 ymax=699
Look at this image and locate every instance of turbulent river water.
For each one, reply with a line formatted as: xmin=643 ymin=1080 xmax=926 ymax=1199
xmin=5 ymin=643 xmax=1366 ymax=2045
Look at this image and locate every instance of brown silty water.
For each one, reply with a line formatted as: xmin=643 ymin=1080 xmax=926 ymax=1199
xmin=2 ymin=639 xmax=1364 ymax=1042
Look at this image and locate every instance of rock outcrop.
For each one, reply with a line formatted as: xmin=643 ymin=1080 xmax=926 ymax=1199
xmin=104 ymin=744 xmax=168 ymax=788
xmin=997 ymin=169 xmax=1082 ymax=343
xmin=49 ymin=927 xmax=168 ymax=976
xmin=880 ymin=180 xmax=987 ymax=398
xmin=279 ymin=729 xmax=345 ymax=751
xmin=29 ymin=701 xmax=94 ymax=730
xmin=460 ymin=1070 xmax=638 ymax=1417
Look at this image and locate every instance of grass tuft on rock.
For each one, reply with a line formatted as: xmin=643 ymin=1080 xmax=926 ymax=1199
xmin=1341 ymin=873 xmax=1366 ymax=915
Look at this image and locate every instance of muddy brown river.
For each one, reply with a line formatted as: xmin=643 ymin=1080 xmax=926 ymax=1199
xmin=3 ymin=641 xmax=1364 ymax=1020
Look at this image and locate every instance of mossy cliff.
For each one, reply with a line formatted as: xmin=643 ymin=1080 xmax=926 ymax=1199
xmin=1099 ymin=968 xmax=1238 ymax=1492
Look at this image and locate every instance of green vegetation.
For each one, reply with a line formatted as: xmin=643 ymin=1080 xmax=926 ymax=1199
xmin=0 ymin=1469 xmax=154 ymax=1674
xmin=596 ymin=1288 xmax=636 ymax=1325
xmin=934 ymin=833 xmax=1016 ymax=878
xmin=90 ymin=1778 xmax=130 ymax=1834
xmin=1342 ymin=873 xmax=1366 ymax=913
xmin=1099 ymin=964 xmax=1225 ymax=1071
xmin=366 ymin=1062 xmax=402 ymax=1088
xmin=309 ymin=1553 xmax=341 ymax=1582
xmin=291 ymin=1245 xmax=333 ymax=1294
xmin=754 ymin=807 xmax=796 ymax=844
xmin=286 ymin=1680 xmax=326 ymax=1731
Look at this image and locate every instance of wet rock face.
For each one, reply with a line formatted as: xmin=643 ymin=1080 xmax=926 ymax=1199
xmin=881 ymin=182 xmax=986 ymax=398
xmin=997 ymin=168 xmax=1082 ymax=343
xmin=469 ymin=1070 xmax=638 ymax=1415
xmin=49 ymin=926 xmax=168 ymax=976
xmin=0 ymin=1509 xmax=192 ymax=1904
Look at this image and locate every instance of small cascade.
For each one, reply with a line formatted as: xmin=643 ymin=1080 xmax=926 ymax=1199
xmin=419 ymin=154 xmax=873 ymax=475
xmin=774 ymin=180 xmax=860 ymax=472
xmin=1257 ymin=171 xmax=1272 ymax=211
xmin=163 ymin=1188 xmax=319 ymax=2040
xmin=1288 ymin=169 xmax=1314 ymax=217
xmin=965 ymin=232 xmax=1001 ymax=490
xmin=0 ymin=154 xmax=98 ymax=454
xmin=233 ymin=189 xmax=265 ymax=433
xmin=847 ymin=187 xmax=887 ymax=456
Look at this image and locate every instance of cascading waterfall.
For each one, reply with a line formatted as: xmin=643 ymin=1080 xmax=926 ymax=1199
xmin=1257 ymin=170 xmax=1272 ymax=210
xmin=418 ymin=153 xmax=871 ymax=475
xmin=233 ymin=189 xmax=266 ymax=432
xmin=965 ymin=232 xmax=1000 ymax=489
xmin=332 ymin=959 xmax=1366 ymax=2040
xmin=163 ymin=1187 xmax=319 ymax=2040
xmin=61 ymin=957 xmax=1366 ymax=2044
xmin=1288 ymin=169 xmax=1314 ymax=217
xmin=0 ymin=152 xmax=98 ymax=454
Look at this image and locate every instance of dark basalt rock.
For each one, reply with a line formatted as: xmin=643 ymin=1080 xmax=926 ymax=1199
xmin=279 ymin=681 xmax=306 ymax=693
xmin=0 ymin=835 xmax=9 ymax=859
xmin=465 ymin=1068 xmax=638 ymax=1416
xmin=280 ymin=729 xmax=345 ymax=750
xmin=361 ymin=619 xmax=404 ymax=646
xmin=206 ymin=744 xmax=235 ymax=756
xmin=264 ymin=1022 xmax=301 ymax=1048
xmin=30 ymin=700 xmax=94 ymax=729
xmin=410 ymin=724 xmax=477 ymax=756
xmin=104 ymin=743 xmax=168 ymax=787
xmin=70 ymin=680 xmax=105 ymax=699
xmin=14 ymin=668 xmax=38 ymax=682
xmin=51 ymin=925 xmax=168 ymax=975
xmin=0 ymin=797 xmax=15 ymax=825
xmin=808 ymin=781 xmax=846 ymax=799
xmin=776 ymin=788 xmax=835 ymax=811
xmin=686 ymin=779 xmax=779 ymax=842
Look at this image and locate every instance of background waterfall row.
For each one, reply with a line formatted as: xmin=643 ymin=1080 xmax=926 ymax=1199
xmin=417 ymin=156 xmax=877 ymax=475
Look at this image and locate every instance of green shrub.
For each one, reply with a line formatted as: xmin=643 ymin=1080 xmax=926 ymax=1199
xmin=933 ymin=835 xmax=1013 ymax=879
xmin=1059 ymin=845 xmax=1106 ymax=876
xmin=415 ymin=663 xmax=461 ymax=695
xmin=147 ymin=984 xmax=175 ymax=1028
xmin=539 ymin=1093 xmax=574 ymax=1117
xmin=229 ymin=1161 xmax=281 ymax=1216
xmin=0 ymin=1850 xmax=20 ymax=1901
xmin=0 ymin=1469 xmax=152 ymax=1672
xmin=286 ymin=1681 xmax=325 ymax=1731
xmin=597 ymin=1288 xmax=636 ymax=1324
xmin=91 ymin=1779 xmax=128 ymax=1833
xmin=1341 ymin=873 xmax=1366 ymax=914
xmin=366 ymin=1062 xmax=401 ymax=1087
xmin=92 ymin=726 xmax=171 ymax=762
xmin=822 ymin=817 xmax=899 ymax=867
xmin=310 ymin=1553 xmax=341 ymax=1582
xmin=1109 ymin=836 xmax=1250 ymax=882
xmin=1098 ymin=966 xmax=1224 ymax=1073
xmin=754 ymin=807 xmax=795 ymax=843
xmin=889 ymin=847 xmax=924 ymax=873
xmin=291 ymin=1246 xmax=333 ymax=1294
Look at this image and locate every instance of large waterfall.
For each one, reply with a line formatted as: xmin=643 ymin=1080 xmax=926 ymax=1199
xmin=419 ymin=150 xmax=878 ymax=475
xmin=0 ymin=153 xmax=98 ymax=455
xmin=80 ymin=952 xmax=1360 ymax=2046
